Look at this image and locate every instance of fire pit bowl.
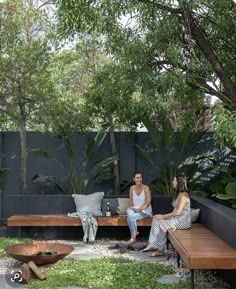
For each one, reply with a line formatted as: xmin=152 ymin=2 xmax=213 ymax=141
xmin=4 ymin=242 xmax=74 ymax=265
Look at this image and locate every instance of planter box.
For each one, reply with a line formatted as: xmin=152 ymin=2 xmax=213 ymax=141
xmin=191 ymin=197 xmax=236 ymax=288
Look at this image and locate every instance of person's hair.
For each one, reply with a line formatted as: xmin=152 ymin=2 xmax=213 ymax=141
xmin=133 ymin=171 xmax=142 ymax=178
xmin=132 ymin=171 xmax=142 ymax=184
xmin=174 ymin=175 xmax=188 ymax=199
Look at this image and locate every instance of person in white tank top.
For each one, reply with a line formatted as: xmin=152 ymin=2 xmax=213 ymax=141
xmin=125 ymin=172 xmax=152 ymax=244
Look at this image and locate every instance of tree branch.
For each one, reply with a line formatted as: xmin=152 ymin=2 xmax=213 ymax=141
xmin=137 ymin=0 xmax=182 ymax=14
xmin=183 ymin=10 xmax=236 ymax=108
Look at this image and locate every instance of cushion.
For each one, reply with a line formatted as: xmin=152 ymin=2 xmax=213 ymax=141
xmin=190 ymin=208 xmax=200 ymax=223
xmin=117 ymin=198 xmax=130 ymax=215
xmin=72 ymin=192 xmax=104 ymax=217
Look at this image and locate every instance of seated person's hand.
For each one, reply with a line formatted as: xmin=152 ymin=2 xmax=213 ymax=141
xmin=130 ymin=206 xmax=139 ymax=212
xmin=154 ymin=214 xmax=164 ymax=219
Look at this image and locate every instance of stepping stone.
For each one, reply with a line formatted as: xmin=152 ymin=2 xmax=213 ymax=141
xmin=126 ymin=251 xmax=169 ymax=263
xmin=157 ymin=274 xmax=180 ymax=284
xmin=108 ymin=242 xmax=146 ymax=252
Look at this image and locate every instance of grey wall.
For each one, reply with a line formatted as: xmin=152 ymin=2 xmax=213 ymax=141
xmin=1 ymin=131 xmax=236 ymax=220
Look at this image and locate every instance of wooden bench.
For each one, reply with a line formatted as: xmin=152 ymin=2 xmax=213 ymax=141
xmin=168 ymin=223 xmax=236 ymax=289
xmin=7 ymin=214 xmax=152 ymax=237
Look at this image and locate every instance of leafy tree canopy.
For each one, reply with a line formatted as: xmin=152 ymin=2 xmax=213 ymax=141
xmin=56 ymin=0 xmax=236 ymax=110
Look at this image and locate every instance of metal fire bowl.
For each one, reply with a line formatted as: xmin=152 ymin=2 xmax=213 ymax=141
xmin=4 ymin=242 xmax=74 ymax=265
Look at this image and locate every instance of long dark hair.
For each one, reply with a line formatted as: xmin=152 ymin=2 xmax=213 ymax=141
xmin=174 ymin=176 xmax=188 ymax=199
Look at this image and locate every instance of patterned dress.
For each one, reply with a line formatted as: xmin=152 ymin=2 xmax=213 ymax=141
xmin=148 ymin=194 xmax=191 ymax=251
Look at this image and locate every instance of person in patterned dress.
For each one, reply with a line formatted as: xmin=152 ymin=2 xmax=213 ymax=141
xmin=142 ymin=175 xmax=191 ymax=256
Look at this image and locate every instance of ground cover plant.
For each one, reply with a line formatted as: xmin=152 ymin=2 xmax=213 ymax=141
xmin=0 ymin=237 xmax=32 ymax=257
xmin=24 ymin=257 xmax=197 ymax=289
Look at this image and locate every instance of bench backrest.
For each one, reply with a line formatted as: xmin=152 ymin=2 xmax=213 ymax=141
xmin=5 ymin=195 xmax=173 ymax=218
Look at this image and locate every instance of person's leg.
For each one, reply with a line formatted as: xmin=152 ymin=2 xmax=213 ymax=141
xmin=142 ymin=218 xmax=167 ymax=252
xmin=127 ymin=208 xmax=149 ymax=242
xmin=126 ymin=208 xmax=137 ymax=240
xmin=144 ymin=219 xmax=167 ymax=252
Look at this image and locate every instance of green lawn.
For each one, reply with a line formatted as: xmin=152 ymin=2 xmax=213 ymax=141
xmin=25 ymin=257 xmax=196 ymax=289
xmin=0 ymin=238 xmax=202 ymax=289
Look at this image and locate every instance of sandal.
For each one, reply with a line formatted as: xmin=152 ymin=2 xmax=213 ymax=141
xmin=141 ymin=246 xmax=158 ymax=253
xmin=150 ymin=250 xmax=164 ymax=257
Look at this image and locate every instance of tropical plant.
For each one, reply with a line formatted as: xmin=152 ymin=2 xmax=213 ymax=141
xmin=213 ymin=103 xmax=236 ymax=151
xmin=210 ymin=167 xmax=236 ymax=209
xmin=31 ymin=132 xmax=118 ymax=194
xmin=135 ymin=110 xmax=211 ymax=196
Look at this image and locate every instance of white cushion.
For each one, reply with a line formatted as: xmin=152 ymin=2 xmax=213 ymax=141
xmin=72 ymin=192 xmax=104 ymax=217
xmin=190 ymin=208 xmax=200 ymax=223
xmin=117 ymin=198 xmax=130 ymax=215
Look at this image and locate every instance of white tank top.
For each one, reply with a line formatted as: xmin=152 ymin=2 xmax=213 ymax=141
xmin=132 ymin=187 xmax=152 ymax=216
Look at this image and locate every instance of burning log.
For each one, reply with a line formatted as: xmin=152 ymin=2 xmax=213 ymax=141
xmin=28 ymin=261 xmax=47 ymax=280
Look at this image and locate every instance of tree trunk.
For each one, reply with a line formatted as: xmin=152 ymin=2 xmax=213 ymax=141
xmin=19 ymin=119 xmax=28 ymax=194
xmin=184 ymin=10 xmax=236 ymax=108
xmin=108 ymin=114 xmax=120 ymax=195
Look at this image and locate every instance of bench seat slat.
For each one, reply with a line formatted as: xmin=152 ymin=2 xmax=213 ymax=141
xmin=7 ymin=214 xmax=152 ymax=227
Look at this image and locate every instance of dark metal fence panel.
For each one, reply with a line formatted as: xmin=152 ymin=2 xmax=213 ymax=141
xmin=1 ymin=131 xmax=236 ymax=219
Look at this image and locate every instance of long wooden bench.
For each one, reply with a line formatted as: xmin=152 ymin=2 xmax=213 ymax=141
xmin=168 ymin=223 xmax=236 ymax=289
xmin=7 ymin=214 xmax=152 ymax=237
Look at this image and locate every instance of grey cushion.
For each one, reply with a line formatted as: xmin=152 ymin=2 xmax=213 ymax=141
xmin=72 ymin=192 xmax=104 ymax=217
xmin=190 ymin=208 xmax=200 ymax=223
xmin=117 ymin=198 xmax=130 ymax=215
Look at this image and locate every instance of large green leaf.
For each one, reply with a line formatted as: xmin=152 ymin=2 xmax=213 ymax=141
xmin=141 ymin=116 xmax=161 ymax=150
xmin=225 ymin=182 xmax=236 ymax=196
xmin=189 ymin=190 xmax=207 ymax=197
xmin=133 ymin=144 xmax=157 ymax=169
xmin=31 ymin=149 xmax=62 ymax=167
xmin=85 ymin=132 xmax=107 ymax=160
xmin=215 ymin=194 xmax=236 ymax=200
xmin=32 ymin=175 xmax=65 ymax=192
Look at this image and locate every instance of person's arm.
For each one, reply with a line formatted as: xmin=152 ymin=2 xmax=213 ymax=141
xmin=133 ymin=185 xmax=151 ymax=212
xmin=129 ymin=186 xmax=134 ymax=207
xmin=154 ymin=193 xmax=189 ymax=219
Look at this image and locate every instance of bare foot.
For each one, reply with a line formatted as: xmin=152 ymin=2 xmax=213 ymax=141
xmin=125 ymin=238 xmax=136 ymax=244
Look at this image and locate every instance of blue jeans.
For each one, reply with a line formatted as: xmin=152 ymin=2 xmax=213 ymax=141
xmin=127 ymin=207 xmax=149 ymax=238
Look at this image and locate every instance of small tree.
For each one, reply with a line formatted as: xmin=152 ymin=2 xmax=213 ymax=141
xmin=0 ymin=0 xmax=56 ymax=193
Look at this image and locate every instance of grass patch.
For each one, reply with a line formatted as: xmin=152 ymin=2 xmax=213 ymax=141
xmin=25 ymin=257 xmax=193 ymax=289
xmin=0 ymin=237 xmax=32 ymax=257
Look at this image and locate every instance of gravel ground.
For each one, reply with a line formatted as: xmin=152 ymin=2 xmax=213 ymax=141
xmin=0 ymin=239 xmax=232 ymax=289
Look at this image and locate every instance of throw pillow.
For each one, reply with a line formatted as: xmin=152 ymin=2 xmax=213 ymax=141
xmin=117 ymin=198 xmax=130 ymax=215
xmin=72 ymin=192 xmax=104 ymax=217
xmin=190 ymin=208 xmax=200 ymax=223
